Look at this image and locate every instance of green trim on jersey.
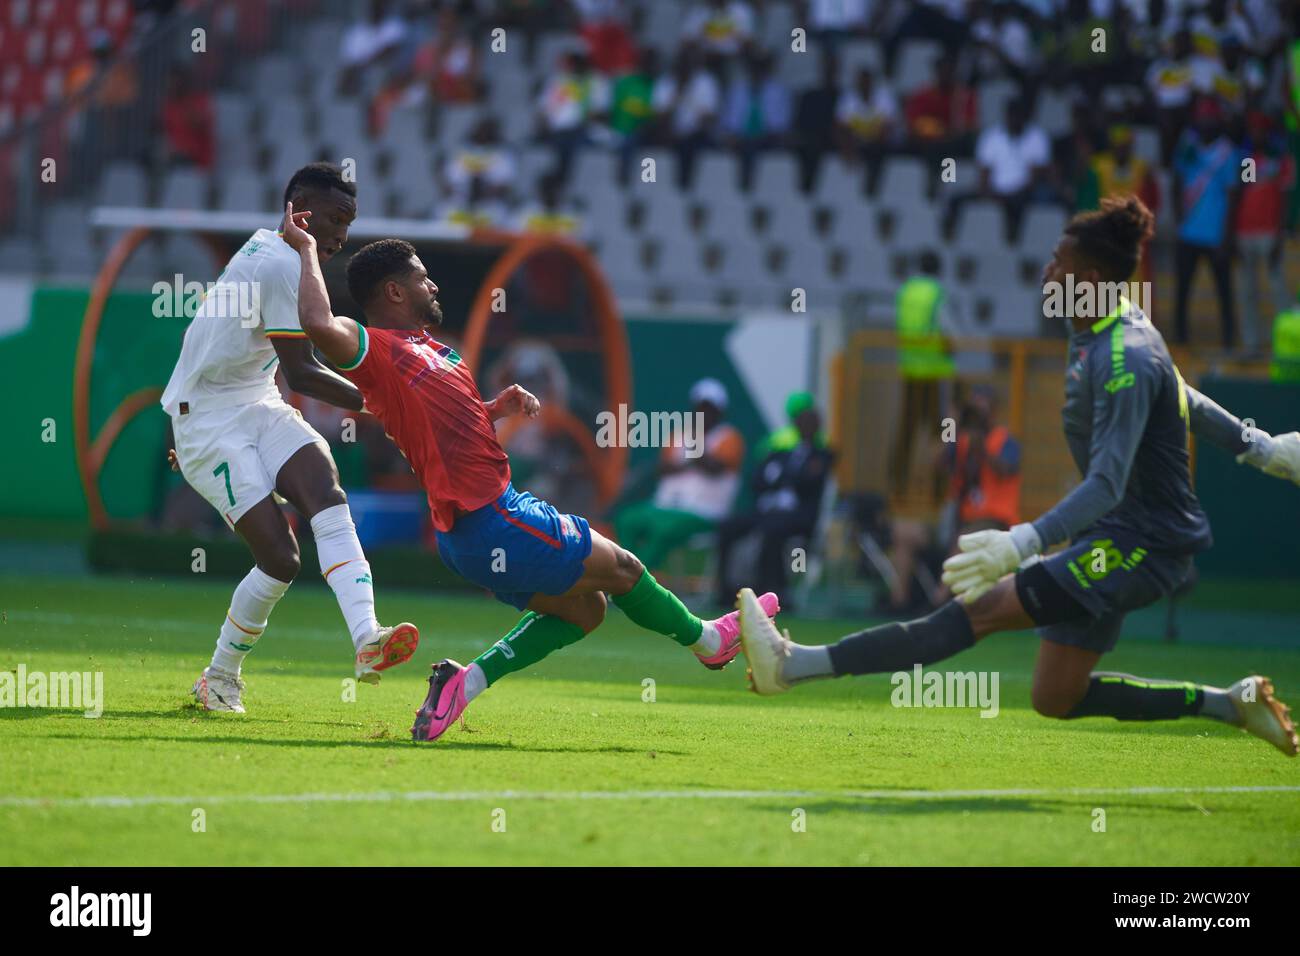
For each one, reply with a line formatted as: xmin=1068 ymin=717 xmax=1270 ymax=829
xmin=1089 ymin=294 xmax=1131 ymax=334
xmin=338 ymin=321 xmax=369 ymax=372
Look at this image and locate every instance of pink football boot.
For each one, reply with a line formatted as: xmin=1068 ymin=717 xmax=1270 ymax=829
xmin=696 ymin=591 xmax=781 ymax=670
xmin=411 ymin=659 xmax=470 ymax=742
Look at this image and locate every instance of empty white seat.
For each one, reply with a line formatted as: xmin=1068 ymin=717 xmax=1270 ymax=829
xmin=751 ymin=153 xmax=801 ymax=197
xmin=217 ymin=169 xmax=272 ymax=212
xmin=896 ymin=40 xmax=943 ymax=90
xmin=953 ymin=200 xmax=1004 ymax=252
xmin=876 ymin=157 xmax=930 ymax=206
xmin=1019 ymin=206 xmax=1068 ymax=252
xmin=815 ymin=157 xmax=864 ymax=203
xmin=157 ymin=168 xmax=209 ymax=210
xmin=690 ymin=152 xmax=741 ymax=201
xmin=96 ymin=162 xmax=147 ymax=207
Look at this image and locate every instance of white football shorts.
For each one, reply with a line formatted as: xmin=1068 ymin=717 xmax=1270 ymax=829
xmin=171 ymin=397 xmax=327 ymax=527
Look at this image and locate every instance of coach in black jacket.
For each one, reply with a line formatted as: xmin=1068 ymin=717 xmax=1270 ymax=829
xmin=713 ymin=400 xmax=834 ymax=611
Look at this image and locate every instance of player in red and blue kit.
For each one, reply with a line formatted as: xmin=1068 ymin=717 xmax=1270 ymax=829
xmin=279 ymin=203 xmax=780 ymax=742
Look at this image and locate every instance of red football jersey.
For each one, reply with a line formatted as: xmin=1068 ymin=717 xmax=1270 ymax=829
xmin=342 ymin=323 xmax=510 ymax=532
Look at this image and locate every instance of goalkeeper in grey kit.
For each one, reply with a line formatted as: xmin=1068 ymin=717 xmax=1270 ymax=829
xmin=737 ymin=197 xmax=1299 ymax=756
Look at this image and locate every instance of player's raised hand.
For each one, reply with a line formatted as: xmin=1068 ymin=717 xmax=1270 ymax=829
xmin=491 ymin=384 xmax=541 ymax=420
xmin=279 ymin=201 xmax=314 ymax=252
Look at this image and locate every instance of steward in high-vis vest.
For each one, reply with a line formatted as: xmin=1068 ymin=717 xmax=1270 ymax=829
xmin=1271 ymin=302 xmax=1300 ymax=384
xmin=896 ymin=273 xmax=956 ymax=380
xmin=891 ymin=251 xmax=955 ymax=497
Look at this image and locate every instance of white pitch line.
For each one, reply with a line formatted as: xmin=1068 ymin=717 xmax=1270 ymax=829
xmin=1 ymin=784 xmax=1298 ymax=811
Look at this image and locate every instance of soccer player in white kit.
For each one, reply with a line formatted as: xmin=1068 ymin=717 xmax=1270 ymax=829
xmin=162 ymin=163 xmax=418 ymax=712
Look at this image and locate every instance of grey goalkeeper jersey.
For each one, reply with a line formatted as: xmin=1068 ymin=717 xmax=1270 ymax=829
xmin=1032 ymin=301 xmax=1250 ymax=554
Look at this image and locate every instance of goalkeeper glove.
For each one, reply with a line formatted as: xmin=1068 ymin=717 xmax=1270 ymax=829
xmin=1237 ymin=430 xmax=1300 ymax=486
xmin=941 ymin=523 xmax=1043 ymax=605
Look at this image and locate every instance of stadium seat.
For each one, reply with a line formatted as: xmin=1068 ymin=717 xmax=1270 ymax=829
xmin=875 ymin=157 xmax=929 ymax=205
xmin=696 ymin=196 xmax=749 ymax=241
xmin=689 ymin=152 xmax=741 ymax=201
xmin=1018 ymin=206 xmax=1068 ymax=253
xmin=214 ymin=93 xmax=253 ymax=168
xmin=750 ymin=153 xmax=801 ymax=198
xmin=96 ymin=162 xmax=147 ymax=208
xmin=651 ymin=234 xmax=709 ymax=289
xmin=840 ymin=39 xmax=884 ymax=76
xmin=638 ymin=188 xmax=690 ymax=244
xmin=814 ymin=157 xmax=864 ymax=204
xmin=837 ymin=240 xmax=892 ymax=292
xmin=977 ymin=78 xmax=1019 ymax=129
xmin=157 ymin=168 xmax=210 ymax=210
xmin=1034 ymin=88 xmax=1074 ymax=137
xmin=216 ymin=170 xmax=272 ymax=212
xmin=953 ymin=200 xmax=1005 ymax=253
xmin=889 ymin=205 xmax=942 ymax=253
xmin=896 ymin=40 xmax=943 ymax=89
xmin=572 ymin=150 xmax=619 ymax=191
xmin=713 ymin=236 xmax=766 ymax=287
xmin=825 ymin=193 xmax=877 ymax=245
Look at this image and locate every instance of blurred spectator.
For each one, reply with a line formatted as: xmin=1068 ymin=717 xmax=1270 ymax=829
xmin=803 ymin=0 xmax=882 ymax=52
xmin=1044 ymin=0 xmax=1123 ymax=92
xmin=1235 ymin=114 xmax=1294 ymax=356
xmin=834 ymin=66 xmax=899 ymax=193
xmin=66 ymin=29 xmax=140 ymax=165
xmin=427 ymin=3 xmax=480 ymax=103
xmin=1145 ymin=28 xmax=1197 ymax=163
xmin=159 ymin=65 xmax=213 ymax=170
xmin=939 ymin=385 xmax=1021 ymax=541
xmin=794 ymin=52 xmax=842 ymax=192
xmin=611 ymin=47 xmax=660 ymax=181
xmin=575 ymin=0 xmax=640 ymax=74
xmin=969 ymin=1 xmax=1040 ymax=86
xmin=890 ymin=251 xmax=955 ymax=499
xmin=1173 ymin=97 xmax=1244 ymax=348
xmin=949 ymin=97 xmax=1054 ymax=242
xmin=886 ymin=0 xmax=972 ymax=74
xmin=722 ymin=49 xmax=793 ymax=192
xmin=338 ymin=0 xmax=409 ymax=96
xmin=614 ymin=378 xmax=745 ymax=571
xmin=497 ymin=0 xmax=552 ymax=67
xmin=652 ymin=48 xmax=722 ymax=189
xmin=713 ymin=393 xmax=834 ymax=610
xmin=537 ymin=50 xmax=611 ymax=183
xmin=681 ymin=0 xmax=755 ymax=60
xmin=1083 ymin=125 xmax=1160 ymax=288
xmin=440 ymin=116 xmax=515 ymax=226
xmin=904 ymin=57 xmax=978 ymax=162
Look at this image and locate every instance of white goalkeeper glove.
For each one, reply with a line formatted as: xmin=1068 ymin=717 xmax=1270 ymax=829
xmin=1237 ymin=430 xmax=1300 ymax=486
xmin=941 ymin=523 xmax=1043 ymax=605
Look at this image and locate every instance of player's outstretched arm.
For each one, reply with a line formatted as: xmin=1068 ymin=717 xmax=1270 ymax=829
xmin=280 ymin=201 xmax=363 ymax=373
xmin=1185 ymin=385 xmax=1300 ymax=486
xmin=485 ymin=383 xmax=541 ymax=421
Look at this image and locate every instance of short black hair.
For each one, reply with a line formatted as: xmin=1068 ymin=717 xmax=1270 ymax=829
xmin=1064 ymin=195 xmax=1154 ymax=282
xmin=346 ymin=238 xmax=418 ymax=308
xmin=283 ymin=162 xmax=357 ymax=207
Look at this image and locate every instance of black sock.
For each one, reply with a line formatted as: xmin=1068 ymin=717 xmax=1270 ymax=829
xmin=1065 ymin=672 xmax=1204 ymax=721
xmin=827 ymin=601 xmax=976 ymax=677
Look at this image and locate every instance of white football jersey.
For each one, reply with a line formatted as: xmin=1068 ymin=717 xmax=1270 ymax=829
xmin=160 ymin=228 xmax=305 ymax=416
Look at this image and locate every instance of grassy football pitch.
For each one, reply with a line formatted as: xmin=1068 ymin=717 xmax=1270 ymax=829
xmin=2 ymin=571 xmax=1298 ymax=866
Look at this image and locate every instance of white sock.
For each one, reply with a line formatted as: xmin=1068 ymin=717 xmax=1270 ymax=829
xmin=311 ymin=503 xmax=380 ymax=649
xmin=692 ymin=620 xmax=721 ymax=656
xmin=464 ymin=663 xmax=487 ymax=703
xmin=210 ymin=567 xmax=291 ymax=675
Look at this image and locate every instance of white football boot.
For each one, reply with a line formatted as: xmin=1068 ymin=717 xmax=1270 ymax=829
xmin=192 ymin=666 xmax=246 ymax=713
xmin=1227 ymin=676 xmax=1298 ymax=757
xmin=353 ymin=622 xmax=420 ymax=685
xmin=737 ymin=587 xmax=793 ymax=696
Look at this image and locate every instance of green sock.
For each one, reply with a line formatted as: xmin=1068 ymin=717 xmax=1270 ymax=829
xmin=472 ymin=612 xmax=586 ymax=685
xmin=611 ymin=570 xmax=703 ymax=647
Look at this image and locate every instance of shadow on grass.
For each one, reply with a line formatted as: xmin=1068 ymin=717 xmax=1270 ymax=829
xmin=32 ymin=731 xmax=686 ymax=756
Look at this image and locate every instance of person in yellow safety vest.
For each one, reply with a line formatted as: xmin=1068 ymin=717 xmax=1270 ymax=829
xmin=1272 ymin=298 xmax=1300 ymax=384
xmin=891 ymin=249 xmax=955 ymax=498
